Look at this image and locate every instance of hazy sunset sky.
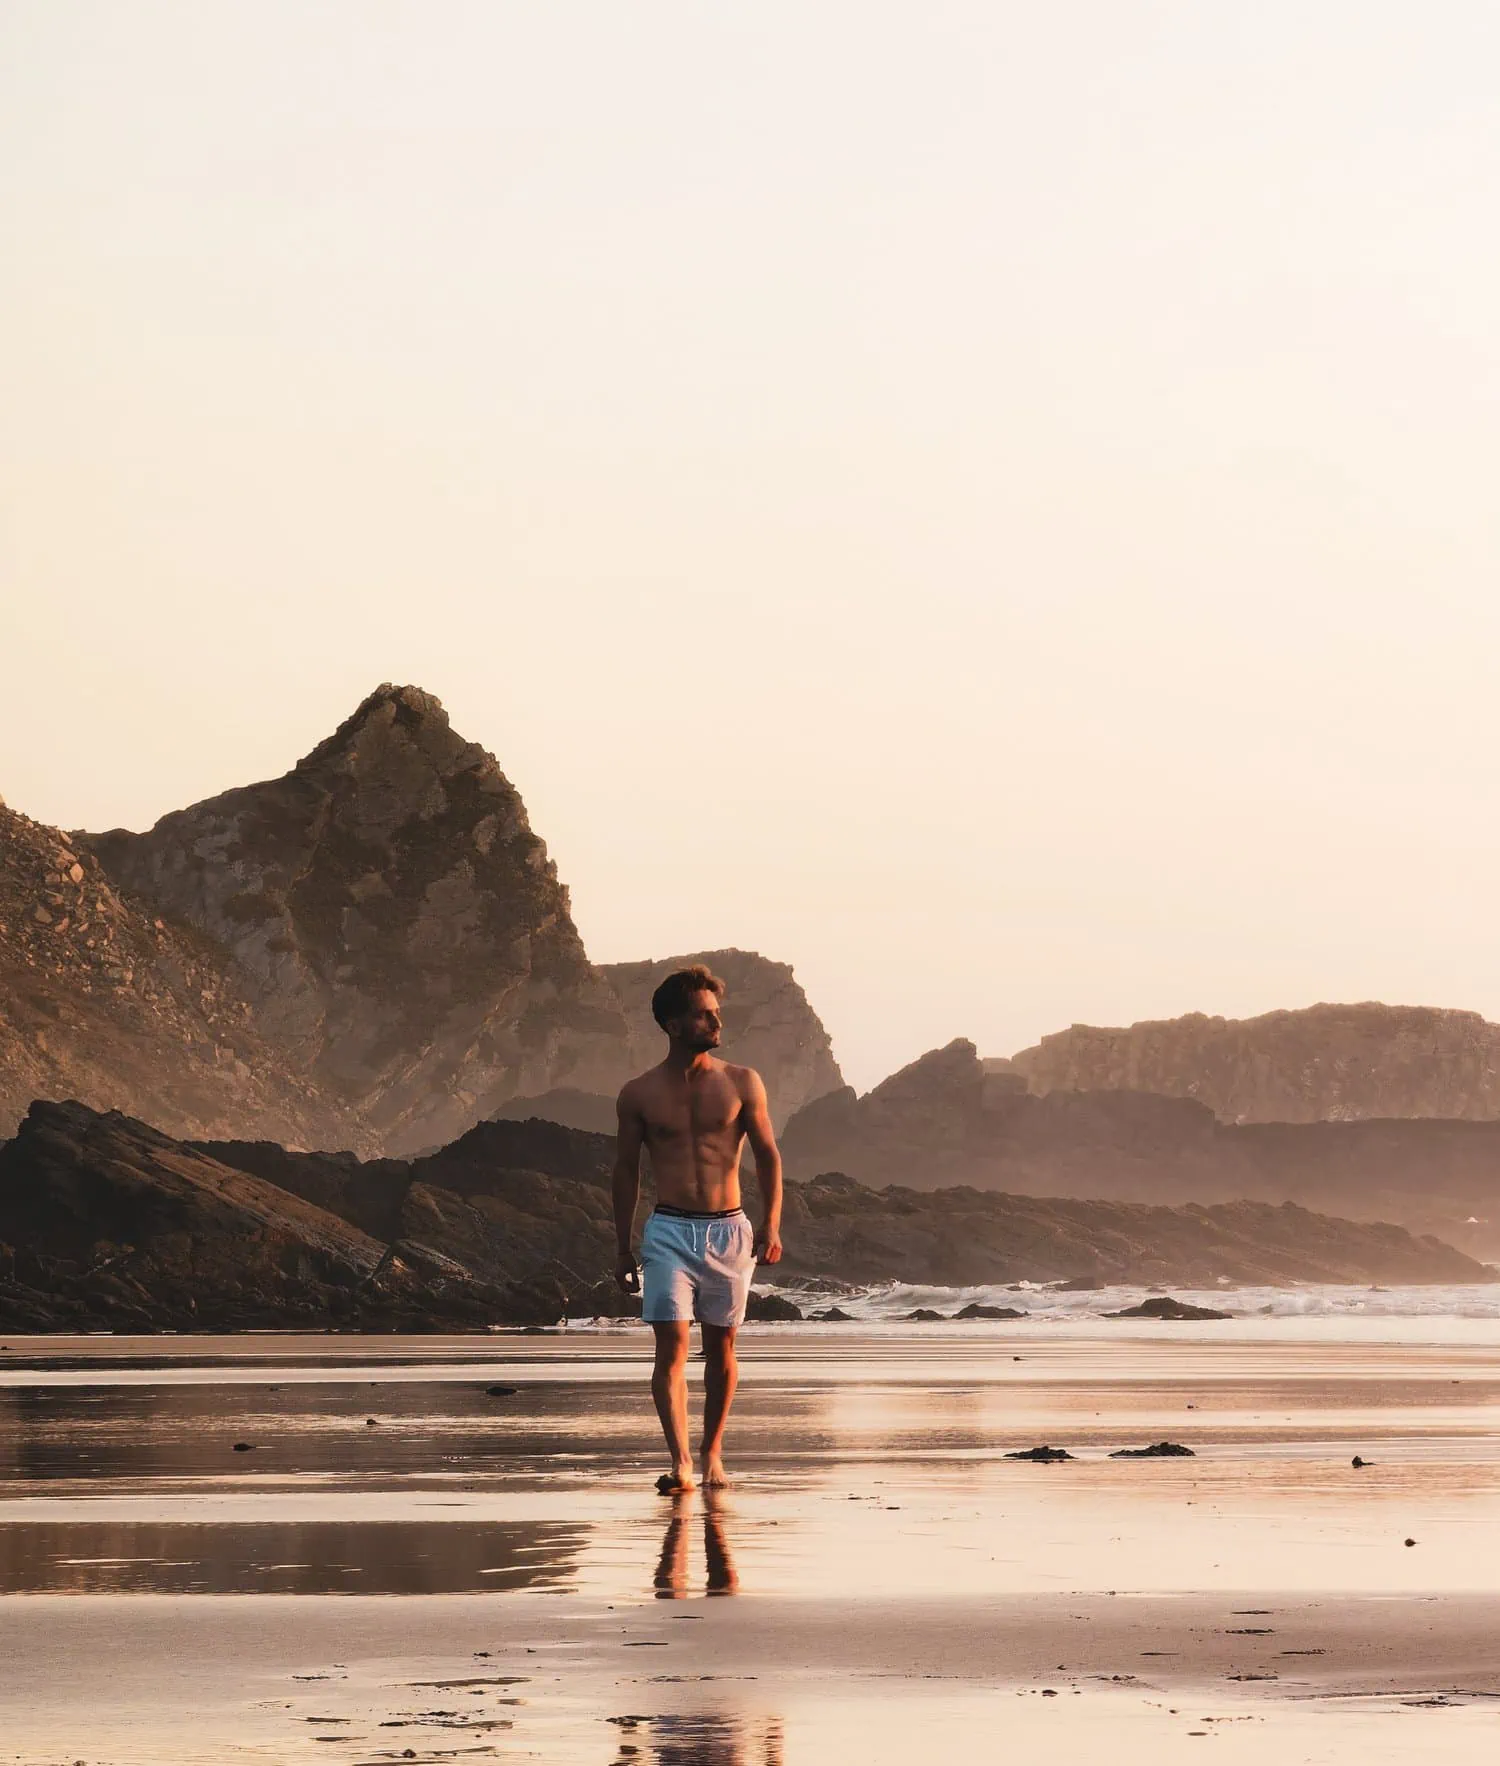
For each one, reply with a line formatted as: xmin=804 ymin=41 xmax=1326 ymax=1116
xmin=4 ymin=2 xmax=1500 ymax=1089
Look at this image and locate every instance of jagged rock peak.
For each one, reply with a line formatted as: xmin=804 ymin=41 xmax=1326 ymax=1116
xmin=84 ymin=686 xmax=629 ymax=1154
xmin=865 ymin=1037 xmax=982 ymax=1103
xmin=294 ymin=684 xmax=528 ymax=819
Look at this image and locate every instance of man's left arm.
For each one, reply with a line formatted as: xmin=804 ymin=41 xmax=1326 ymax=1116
xmin=741 ymin=1069 xmax=783 ymax=1265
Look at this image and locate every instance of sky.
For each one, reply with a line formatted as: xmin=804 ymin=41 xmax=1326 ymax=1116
xmin=4 ymin=1 xmax=1500 ymax=1092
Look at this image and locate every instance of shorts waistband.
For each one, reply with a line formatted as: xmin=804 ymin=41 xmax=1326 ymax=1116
xmin=652 ymin=1203 xmax=746 ymax=1222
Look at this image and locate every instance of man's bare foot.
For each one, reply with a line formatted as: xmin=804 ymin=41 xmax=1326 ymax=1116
xmin=656 ymin=1468 xmax=696 ymax=1495
xmin=700 ymin=1454 xmax=731 ymax=1488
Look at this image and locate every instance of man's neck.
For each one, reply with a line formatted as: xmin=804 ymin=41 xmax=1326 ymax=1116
xmin=665 ymin=1045 xmax=716 ymax=1078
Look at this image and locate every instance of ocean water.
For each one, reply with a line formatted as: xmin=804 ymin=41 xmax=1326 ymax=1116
xmin=764 ymin=1276 xmax=1500 ymax=1326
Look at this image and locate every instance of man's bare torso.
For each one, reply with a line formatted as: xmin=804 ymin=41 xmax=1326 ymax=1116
xmin=619 ymin=1057 xmax=757 ymax=1212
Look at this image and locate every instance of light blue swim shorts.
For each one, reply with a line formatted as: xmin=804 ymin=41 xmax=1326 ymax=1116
xmin=640 ymin=1207 xmax=756 ymax=1327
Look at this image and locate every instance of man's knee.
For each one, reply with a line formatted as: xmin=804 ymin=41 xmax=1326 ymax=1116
xmin=702 ymin=1328 xmax=737 ymax=1375
xmin=652 ymin=1325 xmax=691 ymax=1373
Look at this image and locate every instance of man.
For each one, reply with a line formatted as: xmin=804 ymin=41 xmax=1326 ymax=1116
xmin=613 ymin=963 xmax=784 ymax=1492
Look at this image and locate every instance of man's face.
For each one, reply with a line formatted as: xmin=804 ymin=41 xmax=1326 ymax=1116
xmin=672 ymin=989 xmax=723 ymax=1052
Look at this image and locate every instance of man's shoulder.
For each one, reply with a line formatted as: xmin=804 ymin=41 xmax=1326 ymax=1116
xmin=719 ymin=1059 xmax=766 ymax=1096
xmin=617 ymin=1063 xmax=667 ymax=1103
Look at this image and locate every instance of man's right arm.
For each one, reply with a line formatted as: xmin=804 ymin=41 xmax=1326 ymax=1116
xmin=611 ymin=1086 xmax=646 ymax=1290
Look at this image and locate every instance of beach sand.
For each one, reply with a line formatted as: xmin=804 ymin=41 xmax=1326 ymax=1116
xmin=3 ymin=1324 xmax=1499 ymax=1762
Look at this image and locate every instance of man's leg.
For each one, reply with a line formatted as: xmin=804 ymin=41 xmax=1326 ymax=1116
xmin=653 ymin=1494 xmax=693 ymax=1597
xmin=703 ymin=1490 xmax=739 ymax=1595
xmin=651 ymin=1322 xmax=695 ymax=1491
xmin=698 ymin=1323 xmax=738 ymax=1487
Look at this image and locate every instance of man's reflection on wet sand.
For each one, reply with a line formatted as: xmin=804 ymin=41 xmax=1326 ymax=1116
xmin=632 ymin=1501 xmax=777 ymax=1763
xmin=653 ymin=1490 xmax=739 ymax=1598
xmin=611 ymin=1711 xmax=784 ymax=1765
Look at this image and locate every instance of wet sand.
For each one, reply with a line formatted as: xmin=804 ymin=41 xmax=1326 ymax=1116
xmin=3 ymin=1325 xmax=1500 ymax=1762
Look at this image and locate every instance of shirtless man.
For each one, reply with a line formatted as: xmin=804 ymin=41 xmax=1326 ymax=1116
xmin=613 ymin=964 xmax=784 ymax=1492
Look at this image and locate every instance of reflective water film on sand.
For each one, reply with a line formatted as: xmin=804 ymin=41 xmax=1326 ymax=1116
xmin=3 ymin=1324 xmax=1500 ymax=1762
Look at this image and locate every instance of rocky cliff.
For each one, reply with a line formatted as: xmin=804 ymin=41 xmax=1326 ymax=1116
xmin=5 ymin=692 xmax=848 ymax=1153
xmin=597 ymin=949 xmax=843 ymax=1126
xmin=0 ymin=1100 xmax=555 ymax=1331
xmin=781 ymin=1038 xmax=1500 ymax=1258
xmin=1011 ymin=1003 xmax=1500 ymax=1124
xmin=2 ymin=1099 xmax=1485 ymax=1333
xmin=0 ymin=801 xmax=362 ymax=1149
xmin=777 ymin=1174 xmax=1488 ymax=1289
xmin=203 ymin=1114 xmax=621 ymax=1294
xmin=86 ymin=685 xmax=631 ymax=1155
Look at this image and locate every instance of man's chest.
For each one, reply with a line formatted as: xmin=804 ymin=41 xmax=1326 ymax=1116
xmin=644 ymin=1081 xmax=743 ymax=1142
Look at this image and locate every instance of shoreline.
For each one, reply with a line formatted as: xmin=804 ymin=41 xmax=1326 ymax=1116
xmin=4 ymin=1327 xmax=1500 ymax=1760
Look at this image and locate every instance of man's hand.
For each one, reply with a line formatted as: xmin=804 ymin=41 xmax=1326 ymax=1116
xmin=612 ymin=1088 xmax=645 ymax=1295
xmin=754 ymin=1226 xmax=783 ymax=1266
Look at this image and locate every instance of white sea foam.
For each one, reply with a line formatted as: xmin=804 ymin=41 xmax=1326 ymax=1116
xmin=767 ymin=1277 xmax=1500 ymax=1325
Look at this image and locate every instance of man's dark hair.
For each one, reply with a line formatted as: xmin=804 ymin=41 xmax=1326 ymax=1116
xmin=651 ymin=963 xmax=726 ymax=1032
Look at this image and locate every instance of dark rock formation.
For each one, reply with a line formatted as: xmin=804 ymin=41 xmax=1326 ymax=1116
xmin=903 ymin=1302 xmax=1026 ymax=1320
xmin=2 ymin=1102 xmax=1490 ymax=1333
xmin=1007 ymin=1445 xmax=1073 ymax=1461
xmin=1011 ymin=1003 xmax=1500 ymax=1125
xmin=86 ymin=685 xmax=631 ymax=1155
xmin=0 ymin=1100 xmax=524 ymax=1331
xmin=745 ymin=1291 xmax=803 ymax=1321
xmin=782 ymin=1037 xmax=1057 ymax=1181
xmin=781 ymin=1038 xmax=1500 ymax=1258
xmin=186 ymin=1137 xmax=412 ymax=1242
xmin=0 ymin=803 xmax=364 ymax=1149
xmin=553 ymin=1275 xmax=641 ymax=1321
xmin=597 ymin=950 xmax=843 ymax=1127
xmin=1106 ymin=1297 xmax=1232 ymax=1320
xmin=782 ymin=1039 xmax=1212 ymax=1190
xmin=200 ymin=1116 xmax=620 ymax=1303
xmin=1110 ymin=1441 xmax=1195 ymax=1457
xmin=779 ymin=1170 xmax=1488 ymax=1288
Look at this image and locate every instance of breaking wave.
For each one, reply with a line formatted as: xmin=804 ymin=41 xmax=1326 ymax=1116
xmin=765 ymin=1277 xmax=1500 ymax=1323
